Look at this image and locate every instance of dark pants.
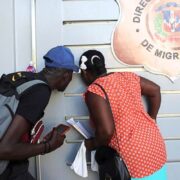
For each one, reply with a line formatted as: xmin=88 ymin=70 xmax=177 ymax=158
xmin=0 ymin=160 xmax=35 ymax=180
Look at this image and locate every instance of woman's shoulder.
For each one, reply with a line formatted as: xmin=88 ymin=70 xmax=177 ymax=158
xmin=116 ymin=72 xmax=140 ymax=82
xmin=94 ymin=72 xmax=139 ymax=82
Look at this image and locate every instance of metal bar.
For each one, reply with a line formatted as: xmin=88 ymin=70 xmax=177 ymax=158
xmin=67 ymin=160 xmax=180 ymax=167
xmin=31 ymin=0 xmax=41 ymax=179
xmin=164 ymin=137 xmax=180 ymax=141
xmin=31 ymin=0 xmax=37 ymax=68
xmin=66 ymin=139 xmax=83 ymax=144
xmin=157 ymin=114 xmax=180 ymax=118
xmin=12 ymin=0 xmax=17 ymax=72
xmin=65 ymin=113 xmax=180 ymax=120
xmin=66 ymin=137 xmax=180 ymax=143
xmin=63 ymin=19 xmax=118 ymax=25
xmin=64 ymin=92 xmax=180 ymax=97
xmin=167 ymin=160 xmax=180 ymax=163
xmin=107 ymin=67 xmax=145 ymax=72
xmin=64 ymin=93 xmax=83 ymax=97
xmin=35 ymin=154 xmax=42 ymax=180
xmin=161 ymin=90 xmax=180 ymax=94
xmin=65 ymin=116 xmax=89 ymax=120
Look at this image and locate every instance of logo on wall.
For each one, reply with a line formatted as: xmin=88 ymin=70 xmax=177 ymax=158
xmin=112 ymin=0 xmax=180 ymax=81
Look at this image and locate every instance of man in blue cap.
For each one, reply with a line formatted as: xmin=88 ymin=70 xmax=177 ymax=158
xmin=0 ymin=46 xmax=79 ymax=180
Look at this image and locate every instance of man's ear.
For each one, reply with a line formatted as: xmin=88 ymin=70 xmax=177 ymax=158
xmin=62 ymin=71 xmax=73 ymax=82
xmin=62 ymin=71 xmax=69 ymax=79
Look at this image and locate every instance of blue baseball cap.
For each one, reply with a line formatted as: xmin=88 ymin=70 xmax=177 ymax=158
xmin=43 ymin=46 xmax=79 ymax=72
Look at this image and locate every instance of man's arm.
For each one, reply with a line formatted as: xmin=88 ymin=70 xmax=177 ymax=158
xmin=0 ymin=115 xmax=65 ymax=160
xmin=140 ymin=77 xmax=161 ymax=120
xmin=85 ymin=92 xmax=114 ymax=151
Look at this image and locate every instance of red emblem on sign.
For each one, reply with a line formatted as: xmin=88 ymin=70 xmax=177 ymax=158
xmin=112 ymin=0 xmax=180 ymax=80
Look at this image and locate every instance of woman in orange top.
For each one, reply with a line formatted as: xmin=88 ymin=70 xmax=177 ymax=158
xmin=79 ymin=50 xmax=167 ymax=180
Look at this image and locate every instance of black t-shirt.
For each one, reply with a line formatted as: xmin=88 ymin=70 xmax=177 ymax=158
xmin=16 ymin=84 xmax=51 ymax=125
xmin=11 ymin=71 xmax=52 ymax=125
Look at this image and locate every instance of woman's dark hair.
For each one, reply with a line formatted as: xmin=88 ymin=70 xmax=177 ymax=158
xmin=79 ymin=50 xmax=107 ymax=76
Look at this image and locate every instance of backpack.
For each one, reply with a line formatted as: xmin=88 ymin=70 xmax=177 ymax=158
xmin=0 ymin=72 xmax=48 ymax=174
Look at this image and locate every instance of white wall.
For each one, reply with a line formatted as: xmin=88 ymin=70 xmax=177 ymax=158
xmin=0 ymin=0 xmax=15 ymax=74
xmin=0 ymin=0 xmax=36 ymax=176
xmin=0 ymin=0 xmax=180 ymax=180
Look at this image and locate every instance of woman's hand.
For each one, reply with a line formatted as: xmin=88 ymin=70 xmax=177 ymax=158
xmin=85 ymin=138 xmax=96 ymax=151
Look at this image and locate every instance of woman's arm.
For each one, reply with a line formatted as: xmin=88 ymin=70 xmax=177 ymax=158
xmin=140 ymin=77 xmax=161 ymax=120
xmin=85 ymin=91 xmax=114 ymax=151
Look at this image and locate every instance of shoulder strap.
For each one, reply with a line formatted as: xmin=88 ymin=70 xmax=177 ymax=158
xmin=16 ymin=80 xmax=48 ymax=97
xmin=93 ymin=83 xmax=109 ymax=103
xmin=93 ymin=83 xmax=121 ymax=150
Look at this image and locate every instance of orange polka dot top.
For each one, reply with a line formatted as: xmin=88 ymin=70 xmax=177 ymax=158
xmin=85 ymin=72 xmax=167 ymax=178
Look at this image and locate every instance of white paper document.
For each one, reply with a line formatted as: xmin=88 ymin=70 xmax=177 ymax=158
xmin=70 ymin=141 xmax=88 ymax=177
xmin=67 ymin=118 xmax=92 ymax=138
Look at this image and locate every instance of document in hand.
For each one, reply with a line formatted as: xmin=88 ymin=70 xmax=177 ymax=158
xmin=67 ymin=118 xmax=92 ymax=138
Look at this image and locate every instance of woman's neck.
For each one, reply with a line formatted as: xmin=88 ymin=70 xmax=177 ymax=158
xmin=96 ymin=72 xmax=107 ymax=78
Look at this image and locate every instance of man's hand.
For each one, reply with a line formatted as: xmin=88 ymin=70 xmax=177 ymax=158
xmin=48 ymin=129 xmax=66 ymax=152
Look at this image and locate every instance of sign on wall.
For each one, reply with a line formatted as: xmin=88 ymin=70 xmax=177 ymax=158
xmin=112 ymin=0 xmax=180 ymax=81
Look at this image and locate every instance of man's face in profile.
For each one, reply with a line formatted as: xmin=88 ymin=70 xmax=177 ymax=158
xmin=57 ymin=71 xmax=73 ymax=91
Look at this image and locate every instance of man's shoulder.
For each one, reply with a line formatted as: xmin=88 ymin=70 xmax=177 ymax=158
xmin=18 ymin=72 xmax=51 ymax=100
xmin=22 ymin=83 xmax=51 ymax=98
xmin=2 ymin=71 xmax=51 ymax=100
